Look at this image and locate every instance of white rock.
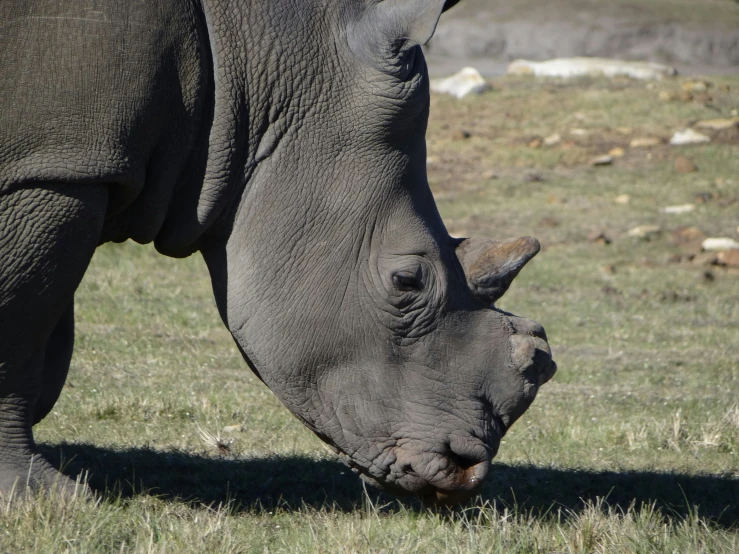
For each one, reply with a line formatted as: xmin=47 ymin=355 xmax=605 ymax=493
xmin=695 ymin=118 xmax=739 ymax=131
xmin=670 ymin=129 xmax=711 ymax=145
xmin=544 ymin=133 xmax=561 ymax=146
xmin=702 ymin=237 xmax=739 ymax=251
xmin=430 ymin=67 xmax=491 ymax=99
xmin=506 ymin=57 xmax=677 ymax=80
xmin=627 ymin=225 xmax=661 ymax=239
xmin=661 ymin=204 xmax=695 ymax=214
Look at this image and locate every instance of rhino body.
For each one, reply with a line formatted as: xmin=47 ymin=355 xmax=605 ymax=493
xmin=0 ymin=0 xmax=555 ymax=504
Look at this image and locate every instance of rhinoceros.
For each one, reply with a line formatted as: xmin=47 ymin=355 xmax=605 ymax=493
xmin=0 ymin=0 xmax=555 ymax=504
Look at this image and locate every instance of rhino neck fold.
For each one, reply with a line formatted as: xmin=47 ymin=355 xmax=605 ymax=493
xmin=155 ymin=0 xmax=329 ymax=258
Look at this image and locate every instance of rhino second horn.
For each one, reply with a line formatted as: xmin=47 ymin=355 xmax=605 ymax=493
xmin=456 ymin=236 xmax=541 ymax=304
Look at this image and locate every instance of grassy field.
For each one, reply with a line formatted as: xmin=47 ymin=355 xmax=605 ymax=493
xmin=2 ymin=75 xmax=738 ymax=552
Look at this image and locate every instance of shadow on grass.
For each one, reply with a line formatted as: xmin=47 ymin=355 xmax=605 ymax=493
xmin=40 ymin=443 xmax=737 ymax=527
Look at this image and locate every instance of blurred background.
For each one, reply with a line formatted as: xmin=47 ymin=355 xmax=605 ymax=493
xmin=425 ymin=0 xmax=739 ymax=76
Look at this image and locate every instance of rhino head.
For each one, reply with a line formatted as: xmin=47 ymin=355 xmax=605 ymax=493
xmin=199 ymin=0 xmax=555 ymax=504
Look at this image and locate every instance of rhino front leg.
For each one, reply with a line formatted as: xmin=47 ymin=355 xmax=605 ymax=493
xmin=0 ymin=183 xmax=107 ymax=497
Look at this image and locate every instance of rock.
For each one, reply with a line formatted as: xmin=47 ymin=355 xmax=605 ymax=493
xmin=591 ymin=155 xmax=613 ymax=166
xmin=450 ymin=128 xmax=471 ymax=140
xmin=587 ymin=230 xmax=611 ymax=245
xmin=430 ymin=67 xmax=491 ymax=99
xmin=693 ymin=93 xmax=713 ymax=105
xmin=524 ymin=172 xmax=545 ymax=182
xmin=528 ymin=136 xmax=543 ymax=148
xmin=544 ymin=133 xmax=561 ymax=146
xmin=615 ymin=127 xmax=633 ymax=135
xmin=609 ymin=147 xmax=625 ymax=157
xmin=681 ymin=80 xmax=710 ymax=92
xmin=694 ymin=118 xmax=739 ymax=131
xmin=570 ymin=128 xmax=588 ymax=136
xmin=717 ymin=249 xmax=739 ymax=268
xmin=630 ymin=137 xmax=662 ymax=148
xmin=222 ymin=424 xmax=244 ymax=433
xmin=694 ymin=191 xmax=716 ymax=204
xmin=506 ymin=57 xmax=677 ymax=80
xmin=671 ymin=226 xmax=706 ymax=245
xmin=627 ymin=225 xmax=661 ymax=239
xmin=702 ymin=237 xmax=739 ymax=251
xmin=615 ymin=194 xmax=631 ymax=205
xmin=537 ymin=216 xmax=560 ymax=228
xmin=658 ymin=91 xmax=679 ymax=102
xmin=674 ymin=156 xmax=698 ymax=173
xmin=670 ymin=129 xmax=710 ymax=145
xmin=661 ymin=204 xmax=695 ymax=214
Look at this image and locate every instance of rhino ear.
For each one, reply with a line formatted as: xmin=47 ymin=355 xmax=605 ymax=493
xmin=353 ymin=0 xmax=460 ymax=49
xmin=456 ymin=236 xmax=540 ymax=304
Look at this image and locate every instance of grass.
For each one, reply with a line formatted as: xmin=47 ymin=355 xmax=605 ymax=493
xmin=1 ymin=74 xmax=738 ymax=552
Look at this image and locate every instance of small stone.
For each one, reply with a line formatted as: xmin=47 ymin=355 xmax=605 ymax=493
xmin=570 ymin=128 xmax=588 ymax=136
xmin=682 ymin=80 xmax=710 ymax=93
xmin=695 ymin=118 xmax=739 ymax=131
xmin=702 ymin=237 xmax=739 ymax=251
xmin=222 ymin=424 xmax=244 ymax=433
xmin=450 ymin=129 xmax=471 ymax=140
xmin=587 ymin=230 xmax=612 ymax=245
xmin=658 ymin=91 xmax=679 ymax=102
xmin=537 ymin=216 xmax=560 ymax=227
xmin=694 ymin=191 xmax=715 ymax=204
xmin=674 ymin=156 xmax=698 ymax=173
xmin=543 ymin=133 xmax=561 ymax=146
xmin=616 ymin=127 xmax=633 ymax=135
xmin=717 ymin=249 xmax=739 ymax=267
xmin=671 ymin=226 xmax=706 ymax=245
xmin=670 ymin=129 xmax=710 ymax=146
xmin=430 ymin=67 xmax=491 ymax=99
xmin=615 ymin=194 xmax=631 ymax=205
xmin=628 ymin=225 xmax=661 ymax=239
xmin=524 ymin=172 xmax=545 ymax=182
xmin=609 ymin=147 xmax=625 ymax=157
xmin=528 ymin=136 xmax=543 ymax=148
xmin=661 ymin=204 xmax=695 ymax=214
xmin=630 ymin=137 xmax=662 ymax=148
xmin=591 ymin=155 xmax=613 ymax=166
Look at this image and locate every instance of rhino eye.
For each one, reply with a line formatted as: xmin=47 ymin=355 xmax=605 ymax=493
xmin=392 ymin=270 xmax=423 ymax=292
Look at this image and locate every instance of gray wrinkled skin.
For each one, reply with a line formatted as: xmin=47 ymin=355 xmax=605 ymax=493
xmin=0 ymin=0 xmax=555 ymax=503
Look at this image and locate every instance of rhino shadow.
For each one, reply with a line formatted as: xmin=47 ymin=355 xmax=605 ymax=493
xmin=40 ymin=443 xmax=737 ymax=527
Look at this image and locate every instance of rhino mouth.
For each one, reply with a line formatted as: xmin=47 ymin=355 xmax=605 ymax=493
xmin=325 ymin=416 xmax=505 ymax=506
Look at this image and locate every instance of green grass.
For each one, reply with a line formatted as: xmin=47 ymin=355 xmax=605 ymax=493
xmin=2 ymin=74 xmax=738 ymax=552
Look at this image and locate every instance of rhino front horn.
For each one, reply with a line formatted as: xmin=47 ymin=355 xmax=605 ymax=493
xmin=456 ymin=236 xmax=541 ymax=304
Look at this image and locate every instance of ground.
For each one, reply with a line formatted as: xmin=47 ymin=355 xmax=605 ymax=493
xmin=1 ymin=74 xmax=738 ymax=553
